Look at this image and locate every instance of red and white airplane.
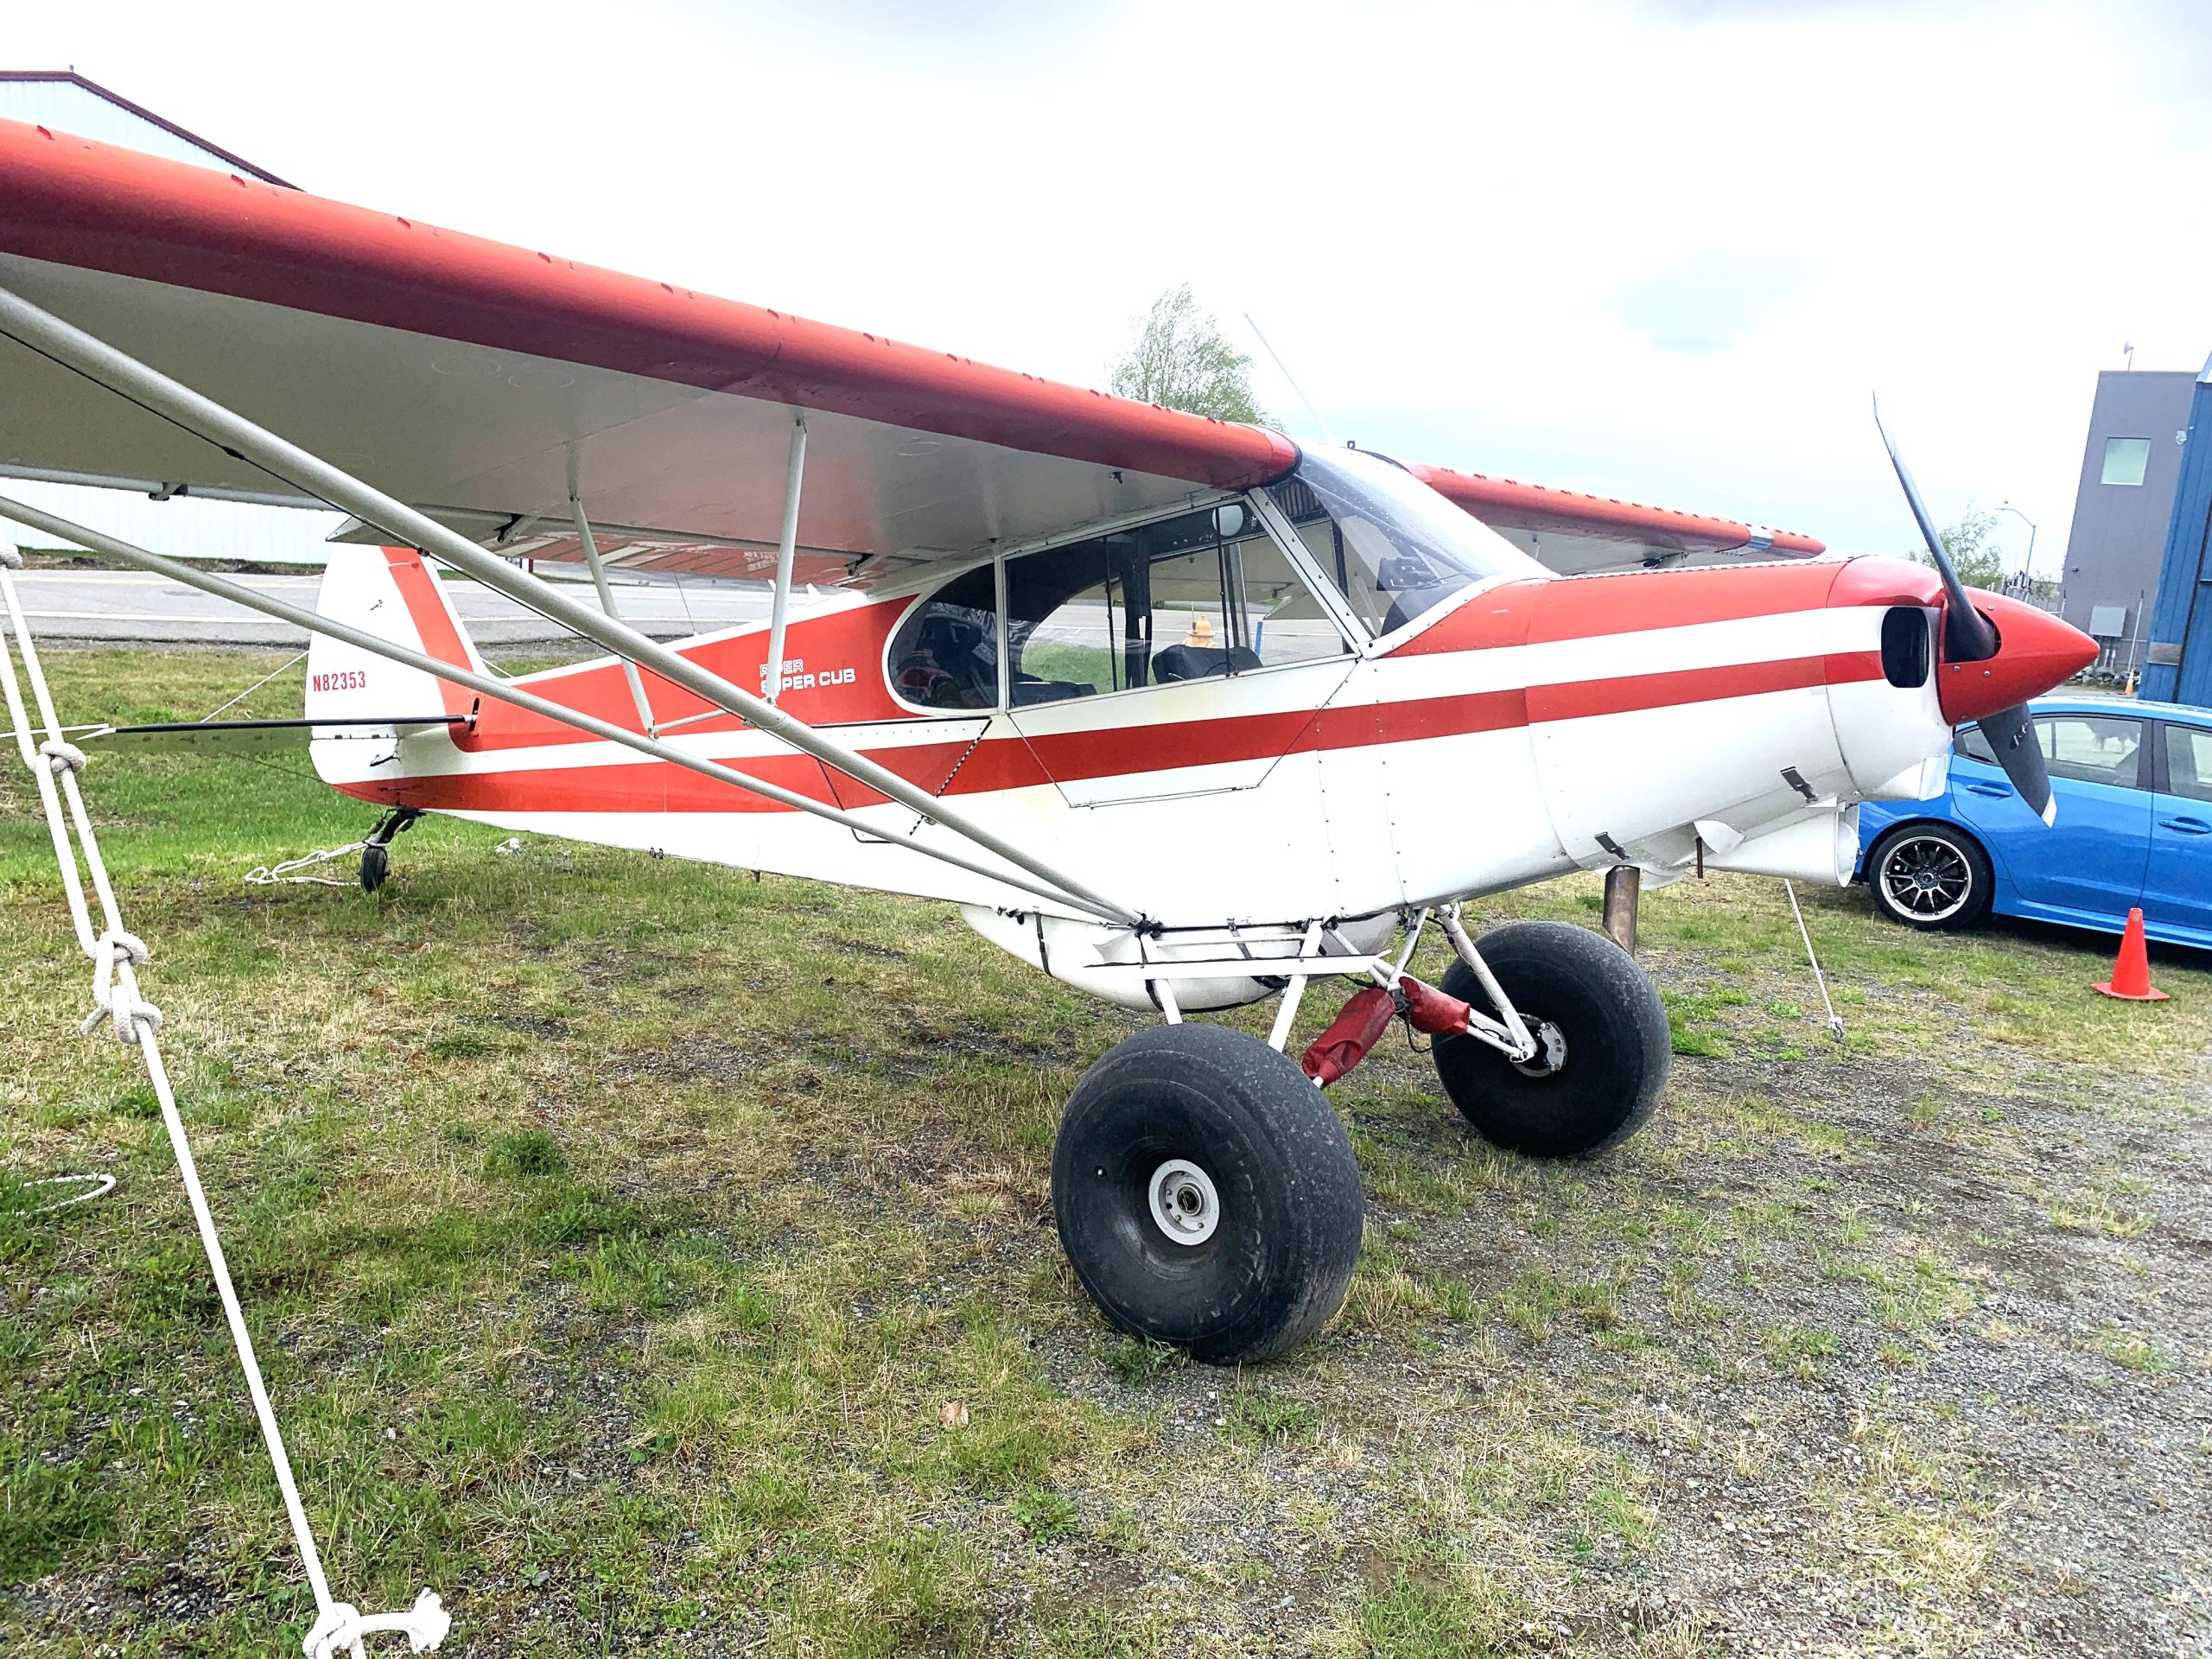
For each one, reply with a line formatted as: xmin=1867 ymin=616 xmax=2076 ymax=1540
xmin=0 ymin=119 xmax=2094 ymax=1364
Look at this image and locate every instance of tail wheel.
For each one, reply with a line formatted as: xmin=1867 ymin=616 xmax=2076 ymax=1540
xmin=359 ymin=806 xmax=419 ymax=893
xmin=1433 ymin=919 xmax=1669 ymax=1159
xmin=1051 ymin=1024 xmax=1363 ymax=1364
xmin=1868 ymin=823 xmax=1992 ymax=931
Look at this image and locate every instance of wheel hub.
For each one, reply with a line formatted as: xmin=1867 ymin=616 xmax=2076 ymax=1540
xmin=1146 ymin=1158 xmax=1220 ymax=1246
xmin=1881 ymin=834 xmax=1971 ymax=920
xmin=1510 ymin=1018 xmax=1569 ymax=1078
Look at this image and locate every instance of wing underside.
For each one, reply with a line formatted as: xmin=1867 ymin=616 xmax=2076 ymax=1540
xmin=0 ymin=249 xmax=1227 ymax=592
xmin=0 ymin=118 xmax=1821 ymax=591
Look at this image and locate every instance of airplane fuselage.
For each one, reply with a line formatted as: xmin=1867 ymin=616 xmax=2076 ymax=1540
xmin=302 ymin=541 xmax=2068 ymax=1008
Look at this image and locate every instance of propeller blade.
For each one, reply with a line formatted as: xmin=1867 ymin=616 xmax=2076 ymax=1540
xmin=1978 ymin=702 xmax=2055 ymax=824
xmin=1872 ymin=397 xmax=1999 ymax=663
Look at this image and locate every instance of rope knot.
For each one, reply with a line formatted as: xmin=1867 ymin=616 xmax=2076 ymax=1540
xmin=79 ymin=992 xmax=163 ymax=1044
xmin=303 ymin=1589 xmax=450 ymax=1658
xmin=102 ymin=929 xmax=149 ymax=965
xmin=302 ymin=1603 xmax=361 ymax=1659
xmin=40 ymin=739 xmax=86 ymax=775
xmin=81 ymin=931 xmax=162 ymax=1042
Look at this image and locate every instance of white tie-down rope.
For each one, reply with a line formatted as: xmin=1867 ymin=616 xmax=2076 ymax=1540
xmin=244 ymin=842 xmax=370 ymax=887
xmin=212 ymin=653 xmax=368 ymax=888
xmin=200 ymin=650 xmax=309 ymax=723
xmin=1783 ymin=880 xmax=1846 ymax=1040
xmin=0 ymin=545 xmax=448 ymax=1659
xmin=15 ymin=1171 xmax=118 ymax=1213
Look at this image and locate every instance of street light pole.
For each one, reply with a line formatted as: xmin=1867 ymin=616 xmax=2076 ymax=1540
xmin=1998 ymin=502 xmax=2039 ymax=584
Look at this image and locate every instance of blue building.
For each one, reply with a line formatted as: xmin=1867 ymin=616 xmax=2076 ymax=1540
xmin=2140 ymin=355 xmax=2212 ymax=709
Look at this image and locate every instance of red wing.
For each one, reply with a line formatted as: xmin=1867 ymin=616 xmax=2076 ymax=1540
xmin=1410 ymin=464 xmax=1823 ymax=572
xmin=0 ymin=118 xmax=1817 ymax=585
xmin=0 ymin=118 xmax=1288 ymax=584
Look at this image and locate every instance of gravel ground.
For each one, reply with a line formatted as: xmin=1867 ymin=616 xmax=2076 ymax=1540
xmin=999 ymin=1020 xmax=2212 ymax=1658
xmin=4 ymin=825 xmax=2208 ymax=1656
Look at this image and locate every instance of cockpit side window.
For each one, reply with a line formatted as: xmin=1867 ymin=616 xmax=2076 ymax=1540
xmin=1270 ymin=474 xmax=1401 ymax=637
xmin=1005 ymin=539 xmax=1127 ymax=705
xmin=887 ymin=563 xmax=998 ymax=710
xmin=1226 ymin=503 xmax=1350 ymax=671
xmin=1002 ymin=501 xmax=1345 ymax=707
xmin=891 ymin=499 xmax=1357 ymax=714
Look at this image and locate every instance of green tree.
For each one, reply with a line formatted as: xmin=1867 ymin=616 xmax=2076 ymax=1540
xmin=1911 ymin=507 xmax=2007 ymax=590
xmin=1108 ymin=285 xmax=1268 ymax=425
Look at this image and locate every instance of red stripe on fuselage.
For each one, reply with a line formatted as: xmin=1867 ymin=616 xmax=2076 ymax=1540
xmin=1394 ymin=561 xmax=1848 ymax=658
xmin=461 ymin=599 xmax=912 ymax=748
xmin=338 ymin=649 xmax=1879 ymax=817
xmin=1533 ymin=650 xmax=1882 ymax=722
xmin=381 ymin=548 xmax=475 ymax=720
xmin=449 ymin=560 xmax=1864 ymax=758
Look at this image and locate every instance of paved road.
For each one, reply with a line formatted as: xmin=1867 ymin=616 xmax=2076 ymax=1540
xmin=5 ymin=568 xmax=770 ymax=649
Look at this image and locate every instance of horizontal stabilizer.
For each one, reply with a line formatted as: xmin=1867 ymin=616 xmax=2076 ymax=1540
xmin=82 ymin=715 xmax=467 ymax=753
xmin=0 ymin=721 xmax=105 ymax=748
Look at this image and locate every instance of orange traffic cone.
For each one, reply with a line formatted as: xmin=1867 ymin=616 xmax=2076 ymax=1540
xmin=2094 ymin=907 xmax=2169 ymax=1002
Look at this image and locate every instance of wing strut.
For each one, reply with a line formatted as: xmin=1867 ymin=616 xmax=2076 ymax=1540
xmin=765 ymin=412 xmax=807 ymax=707
xmin=0 ymin=493 xmax=1126 ymax=924
xmin=567 ymin=493 xmax=657 ymax=736
xmin=0 ymin=281 xmax=1141 ymax=928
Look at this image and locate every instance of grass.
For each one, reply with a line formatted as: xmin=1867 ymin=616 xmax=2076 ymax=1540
xmin=1223 ymin=1389 xmax=1319 ymax=1447
xmin=1357 ymin=1568 xmax=1519 ymax=1657
xmin=3 ymin=649 xmax=2210 ymax=1656
xmin=2086 ymin=1325 xmax=2172 ymax=1376
xmin=1763 ymin=1324 xmax=1842 ymax=1380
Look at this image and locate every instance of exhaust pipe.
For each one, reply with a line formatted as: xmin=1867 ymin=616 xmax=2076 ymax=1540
xmin=1699 ymin=805 xmax=1860 ymax=888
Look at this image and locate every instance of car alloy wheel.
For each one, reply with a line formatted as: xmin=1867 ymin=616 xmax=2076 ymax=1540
xmin=1878 ymin=832 xmax=1974 ymax=923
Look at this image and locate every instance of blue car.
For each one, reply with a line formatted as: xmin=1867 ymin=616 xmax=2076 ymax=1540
xmin=1858 ymin=695 xmax=2212 ymax=947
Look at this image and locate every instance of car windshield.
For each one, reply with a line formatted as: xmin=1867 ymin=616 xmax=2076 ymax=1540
xmin=1270 ymin=446 xmax=1547 ymax=635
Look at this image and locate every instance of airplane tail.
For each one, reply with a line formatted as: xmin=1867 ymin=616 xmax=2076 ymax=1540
xmin=305 ymin=546 xmax=484 ymax=728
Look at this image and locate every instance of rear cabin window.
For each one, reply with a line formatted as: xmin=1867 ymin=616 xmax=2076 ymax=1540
xmin=1960 ymin=716 xmax=2149 ymax=788
xmin=887 ymin=563 xmax=998 ymax=709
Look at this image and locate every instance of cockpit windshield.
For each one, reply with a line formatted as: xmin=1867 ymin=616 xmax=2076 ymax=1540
xmin=1269 ymin=445 xmax=1547 ymax=636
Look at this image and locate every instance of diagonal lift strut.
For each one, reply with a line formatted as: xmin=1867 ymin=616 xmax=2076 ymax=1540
xmin=0 ymin=281 xmax=1141 ymax=929
xmin=0 ymin=492 xmax=1126 ymax=924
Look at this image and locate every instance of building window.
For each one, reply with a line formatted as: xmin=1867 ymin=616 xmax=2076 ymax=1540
xmin=2101 ymin=436 xmax=2151 ymax=486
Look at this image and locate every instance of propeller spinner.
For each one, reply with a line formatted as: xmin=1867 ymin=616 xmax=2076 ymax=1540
xmin=1872 ymin=398 xmax=2057 ymax=825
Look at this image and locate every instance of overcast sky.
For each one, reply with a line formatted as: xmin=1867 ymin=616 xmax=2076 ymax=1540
xmin=12 ymin=0 xmax=2209 ymax=572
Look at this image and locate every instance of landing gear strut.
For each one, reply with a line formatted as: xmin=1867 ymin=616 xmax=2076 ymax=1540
xmin=359 ymin=807 xmax=420 ymax=893
xmin=1433 ymin=920 xmax=1669 ymax=1158
xmin=1051 ymin=1024 xmax=1364 ymax=1363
